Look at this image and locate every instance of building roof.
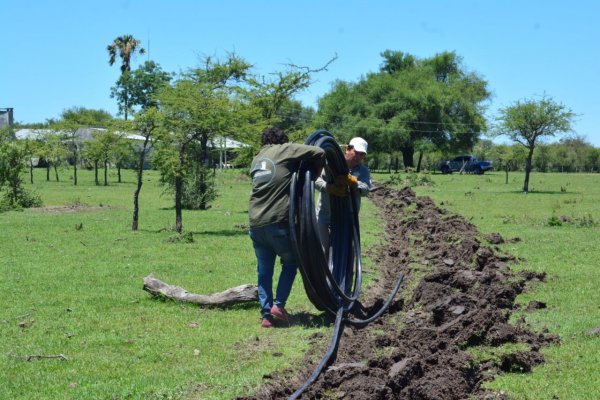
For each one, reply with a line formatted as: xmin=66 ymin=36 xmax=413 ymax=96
xmin=15 ymin=128 xmax=247 ymax=148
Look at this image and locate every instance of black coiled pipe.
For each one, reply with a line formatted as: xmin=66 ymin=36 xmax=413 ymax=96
xmin=287 ymin=129 xmax=404 ymax=399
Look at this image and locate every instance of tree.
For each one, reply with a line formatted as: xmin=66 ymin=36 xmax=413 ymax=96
xmin=496 ymin=96 xmax=575 ymax=192
xmin=39 ymin=132 xmax=69 ymax=182
xmin=156 ymin=54 xmax=253 ymax=233
xmin=107 ymin=35 xmax=146 ymax=120
xmin=127 ymin=107 xmax=163 ymax=231
xmin=52 ymin=107 xmax=114 ymax=185
xmin=110 ymin=60 xmax=172 ymax=120
xmin=247 ymin=57 xmax=335 ymax=122
xmin=0 ymin=129 xmax=42 ymax=210
xmin=22 ymin=138 xmax=41 ymax=184
xmin=86 ymin=129 xmax=121 ymax=186
xmin=315 ymin=50 xmax=490 ymax=167
xmin=84 ymin=133 xmax=103 ymax=185
xmin=111 ymin=138 xmax=132 ymax=183
xmin=558 ymin=136 xmax=593 ymax=172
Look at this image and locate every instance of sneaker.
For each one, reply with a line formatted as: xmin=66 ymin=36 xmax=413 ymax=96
xmin=271 ymin=305 xmax=290 ymax=322
xmin=261 ymin=318 xmax=273 ymax=328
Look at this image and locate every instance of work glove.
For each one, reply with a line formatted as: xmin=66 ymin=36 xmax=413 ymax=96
xmin=346 ymin=174 xmax=358 ymax=187
xmin=326 ymin=174 xmax=350 ymax=197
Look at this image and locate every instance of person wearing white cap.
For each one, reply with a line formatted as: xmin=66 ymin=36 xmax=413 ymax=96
xmin=315 ymin=137 xmax=372 ymax=251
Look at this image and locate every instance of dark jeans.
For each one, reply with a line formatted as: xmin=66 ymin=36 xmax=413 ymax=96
xmin=250 ymin=222 xmax=298 ymax=319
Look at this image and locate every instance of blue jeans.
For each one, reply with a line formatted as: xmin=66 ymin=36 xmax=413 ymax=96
xmin=250 ymin=222 xmax=298 ymax=319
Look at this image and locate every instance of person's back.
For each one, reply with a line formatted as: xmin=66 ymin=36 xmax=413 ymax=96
xmin=248 ymin=127 xmax=326 ymax=328
xmin=249 ymin=142 xmax=325 ymax=228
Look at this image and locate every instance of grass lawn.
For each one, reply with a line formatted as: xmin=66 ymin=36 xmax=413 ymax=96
xmin=1 ymin=167 xmax=598 ymax=399
xmin=0 ymin=168 xmax=339 ymax=399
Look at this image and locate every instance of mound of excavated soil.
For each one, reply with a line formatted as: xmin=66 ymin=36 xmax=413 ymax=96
xmin=239 ymin=185 xmax=558 ymax=400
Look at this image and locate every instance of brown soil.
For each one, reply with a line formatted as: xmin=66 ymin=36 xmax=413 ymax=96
xmin=239 ymin=185 xmax=559 ymax=399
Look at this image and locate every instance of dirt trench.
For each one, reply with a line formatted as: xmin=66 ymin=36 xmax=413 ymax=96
xmin=239 ymin=185 xmax=559 ymax=400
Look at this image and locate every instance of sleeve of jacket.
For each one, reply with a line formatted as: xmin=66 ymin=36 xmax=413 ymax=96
xmin=315 ymin=175 xmax=327 ymax=192
xmin=355 ymin=166 xmax=371 ymax=197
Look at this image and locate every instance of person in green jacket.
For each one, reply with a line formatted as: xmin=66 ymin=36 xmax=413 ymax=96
xmin=249 ymin=127 xmax=326 ymax=328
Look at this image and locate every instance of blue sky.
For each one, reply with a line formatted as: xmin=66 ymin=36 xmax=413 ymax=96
xmin=2 ymin=0 xmax=599 ymax=145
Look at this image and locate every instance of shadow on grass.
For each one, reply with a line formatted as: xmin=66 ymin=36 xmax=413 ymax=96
xmin=141 ymin=228 xmax=249 ymax=237
xmin=190 ymin=229 xmax=249 ymax=237
xmin=509 ymin=190 xmax=580 ymax=195
xmin=286 ymin=311 xmax=333 ymax=329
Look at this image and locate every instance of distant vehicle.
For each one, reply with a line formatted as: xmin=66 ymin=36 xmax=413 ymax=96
xmin=438 ymin=155 xmax=493 ymax=175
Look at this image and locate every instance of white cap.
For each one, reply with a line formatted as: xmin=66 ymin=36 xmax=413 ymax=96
xmin=349 ymin=137 xmax=368 ymax=154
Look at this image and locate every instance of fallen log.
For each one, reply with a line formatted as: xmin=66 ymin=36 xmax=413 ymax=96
xmin=143 ymin=275 xmax=258 ymax=307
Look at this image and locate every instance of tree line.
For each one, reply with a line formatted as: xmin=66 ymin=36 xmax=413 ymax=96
xmin=1 ymin=35 xmax=584 ymax=224
xmin=368 ymin=136 xmax=600 ymax=174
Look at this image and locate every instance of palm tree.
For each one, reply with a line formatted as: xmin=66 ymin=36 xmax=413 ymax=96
xmin=107 ymin=35 xmax=146 ymax=120
xmin=107 ymin=34 xmax=145 ymax=73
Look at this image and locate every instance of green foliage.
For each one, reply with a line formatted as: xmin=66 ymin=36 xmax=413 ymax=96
xmin=385 ymin=173 xmax=404 ymax=185
xmin=0 ymin=133 xmax=43 ymax=210
xmin=315 ymin=50 xmax=490 ymax=167
xmin=180 ymin=166 xmax=217 ymax=210
xmin=384 ymin=172 xmax=434 ymax=188
xmin=39 ymin=131 xmax=69 ymax=175
xmin=495 ymin=95 xmax=576 ymax=192
xmin=110 ymin=60 xmax=172 ymax=119
xmin=59 ymin=107 xmax=114 ymax=126
xmin=405 ymin=171 xmax=434 ymax=187
xmin=547 ymin=215 xmax=563 ymax=226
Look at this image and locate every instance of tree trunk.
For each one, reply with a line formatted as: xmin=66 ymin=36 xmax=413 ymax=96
xmin=54 ymin=165 xmax=59 ymax=182
xmin=132 ymin=137 xmax=150 ymax=231
xmin=143 ymin=275 xmax=258 ymax=306
xmin=104 ymin=159 xmax=108 ymax=186
xmin=46 ymin=165 xmax=50 ymax=181
xmin=124 ymin=95 xmax=128 ymax=121
xmin=73 ymin=155 xmax=78 ymax=186
xmin=199 ymin=137 xmax=209 ymax=210
xmin=416 ymin=151 xmax=424 ymax=173
xmin=175 ymin=174 xmax=183 ymax=233
xmin=94 ymin=160 xmax=99 ymax=185
xmin=523 ymin=147 xmax=535 ymax=193
xmin=400 ymin=145 xmax=414 ymax=168
xmin=117 ymin=165 xmax=122 ymax=183
xmin=10 ymin=176 xmax=19 ymax=206
xmin=29 ymin=163 xmax=34 ymax=184
xmin=175 ymin=149 xmax=185 ymax=233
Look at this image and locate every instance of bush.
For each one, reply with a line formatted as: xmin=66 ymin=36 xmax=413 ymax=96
xmin=0 ymin=187 xmax=42 ymax=211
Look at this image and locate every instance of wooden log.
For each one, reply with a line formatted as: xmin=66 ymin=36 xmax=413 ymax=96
xmin=143 ymin=275 xmax=258 ymax=307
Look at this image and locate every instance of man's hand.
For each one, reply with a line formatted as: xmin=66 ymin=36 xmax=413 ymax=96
xmin=326 ymin=174 xmax=358 ymax=197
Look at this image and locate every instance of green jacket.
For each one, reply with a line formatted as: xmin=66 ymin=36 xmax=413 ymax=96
xmin=249 ymin=143 xmax=325 ymax=228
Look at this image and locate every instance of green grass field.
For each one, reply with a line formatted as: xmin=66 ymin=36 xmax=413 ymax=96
xmin=1 ymin=168 xmax=599 ymax=399
xmin=0 ymin=169 xmax=334 ymax=399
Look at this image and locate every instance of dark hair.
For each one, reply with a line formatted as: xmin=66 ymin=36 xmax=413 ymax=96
xmin=261 ymin=127 xmax=289 ymax=145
